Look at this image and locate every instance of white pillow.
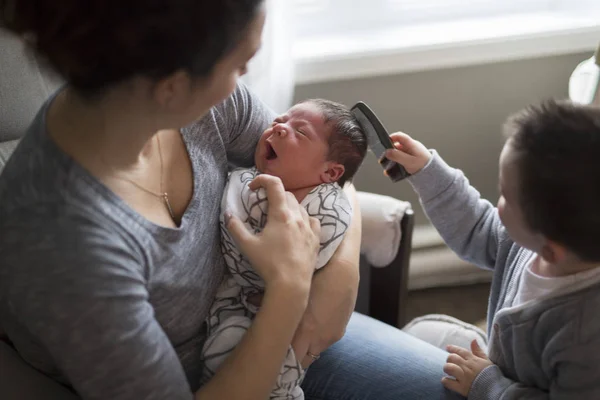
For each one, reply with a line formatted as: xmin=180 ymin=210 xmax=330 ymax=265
xmin=357 ymin=191 xmax=410 ymax=267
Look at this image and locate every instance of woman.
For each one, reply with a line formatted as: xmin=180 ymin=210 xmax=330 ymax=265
xmin=0 ymin=1 xmax=459 ymax=399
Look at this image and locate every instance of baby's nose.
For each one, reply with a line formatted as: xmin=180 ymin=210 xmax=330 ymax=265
xmin=274 ymin=124 xmax=288 ymax=137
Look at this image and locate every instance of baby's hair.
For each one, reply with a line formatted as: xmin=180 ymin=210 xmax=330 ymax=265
xmin=304 ymin=99 xmax=367 ymax=186
xmin=504 ymin=99 xmax=600 ymax=261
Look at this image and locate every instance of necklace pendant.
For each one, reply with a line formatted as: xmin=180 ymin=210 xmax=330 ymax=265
xmin=162 ymin=193 xmax=176 ymax=220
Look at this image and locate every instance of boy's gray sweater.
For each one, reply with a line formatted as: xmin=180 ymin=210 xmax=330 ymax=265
xmin=409 ymin=152 xmax=600 ymax=399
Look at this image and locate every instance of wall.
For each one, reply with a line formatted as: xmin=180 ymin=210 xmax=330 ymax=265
xmin=294 ymin=52 xmax=590 ymax=226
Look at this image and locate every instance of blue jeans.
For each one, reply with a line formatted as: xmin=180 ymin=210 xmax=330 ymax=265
xmin=301 ymin=313 xmax=465 ymax=400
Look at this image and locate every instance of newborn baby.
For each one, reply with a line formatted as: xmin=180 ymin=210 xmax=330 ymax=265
xmin=201 ymin=99 xmax=367 ymax=400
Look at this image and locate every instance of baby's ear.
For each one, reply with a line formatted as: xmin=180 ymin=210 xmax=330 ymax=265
xmin=321 ymin=162 xmax=345 ymax=183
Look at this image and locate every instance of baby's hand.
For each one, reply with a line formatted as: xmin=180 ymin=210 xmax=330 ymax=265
xmin=441 ymin=340 xmax=494 ymax=397
xmin=383 ymin=132 xmax=431 ymax=175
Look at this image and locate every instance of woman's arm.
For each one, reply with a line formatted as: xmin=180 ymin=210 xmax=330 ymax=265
xmin=197 ymin=284 xmax=308 ymax=399
xmin=220 ymin=81 xmax=276 ymax=168
xmin=291 ymin=184 xmax=362 ymax=367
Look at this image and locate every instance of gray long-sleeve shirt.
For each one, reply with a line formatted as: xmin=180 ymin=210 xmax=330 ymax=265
xmin=409 ymin=152 xmax=600 ymax=399
xmin=0 ymin=83 xmax=274 ymax=399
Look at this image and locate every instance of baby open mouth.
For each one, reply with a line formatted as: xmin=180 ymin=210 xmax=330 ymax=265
xmin=266 ymin=143 xmax=278 ymax=160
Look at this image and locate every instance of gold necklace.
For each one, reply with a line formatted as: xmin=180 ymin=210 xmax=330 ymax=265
xmin=120 ymin=134 xmax=175 ymax=220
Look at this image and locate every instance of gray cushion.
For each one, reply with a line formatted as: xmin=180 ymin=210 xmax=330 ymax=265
xmin=0 ymin=30 xmax=67 ymax=396
xmin=0 ymin=139 xmax=19 ymax=173
xmin=0 ymin=341 xmax=79 ymax=400
xmin=0 ymin=29 xmax=62 ymax=142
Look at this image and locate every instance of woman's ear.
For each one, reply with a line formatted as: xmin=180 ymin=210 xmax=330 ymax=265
xmin=320 ymin=163 xmax=345 ymax=183
xmin=540 ymin=239 xmax=567 ymax=264
xmin=152 ymin=70 xmax=193 ymax=111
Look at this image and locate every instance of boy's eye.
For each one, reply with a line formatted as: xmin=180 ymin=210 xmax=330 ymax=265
xmin=297 ymin=130 xmax=305 ymax=136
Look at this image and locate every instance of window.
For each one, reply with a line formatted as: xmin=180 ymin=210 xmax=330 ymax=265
xmin=291 ymin=0 xmax=600 ymax=83
xmin=292 ymin=0 xmax=594 ymax=39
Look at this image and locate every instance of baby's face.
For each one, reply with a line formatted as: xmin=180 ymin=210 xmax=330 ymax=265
xmin=255 ymin=102 xmax=337 ymax=191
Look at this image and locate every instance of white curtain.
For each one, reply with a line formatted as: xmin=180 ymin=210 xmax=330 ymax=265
xmin=242 ymin=0 xmax=295 ymax=113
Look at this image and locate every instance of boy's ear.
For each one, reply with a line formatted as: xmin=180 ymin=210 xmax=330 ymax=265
xmin=320 ymin=162 xmax=345 ymax=183
xmin=540 ymin=239 xmax=567 ymax=264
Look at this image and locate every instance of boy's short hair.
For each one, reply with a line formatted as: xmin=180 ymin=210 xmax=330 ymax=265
xmin=504 ymin=99 xmax=600 ymax=261
xmin=305 ymin=99 xmax=367 ymax=187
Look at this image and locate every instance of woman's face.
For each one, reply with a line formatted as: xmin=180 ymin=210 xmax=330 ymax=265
xmin=163 ymin=6 xmax=266 ymax=126
xmin=198 ymin=7 xmax=266 ymax=106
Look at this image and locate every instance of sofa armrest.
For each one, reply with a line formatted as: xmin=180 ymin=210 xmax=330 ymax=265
xmin=357 ymin=191 xmax=410 ymax=267
xmin=356 ymin=191 xmax=414 ymax=328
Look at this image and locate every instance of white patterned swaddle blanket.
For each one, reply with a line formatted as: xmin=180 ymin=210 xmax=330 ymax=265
xmin=201 ymin=167 xmax=352 ymax=399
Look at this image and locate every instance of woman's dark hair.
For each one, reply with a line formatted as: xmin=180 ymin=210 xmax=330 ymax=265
xmin=504 ymin=99 xmax=600 ymax=262
xmin=306 ymin=99 xmax=368 ymax=187
xmin=0 ymin=0 xmax=263 ymax=96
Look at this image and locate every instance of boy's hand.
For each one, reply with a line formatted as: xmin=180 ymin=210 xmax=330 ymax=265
xmin=383 ymin=132 xmax=431 ymax=175
xmin=441 ymin=340 xmax=493 ymax=397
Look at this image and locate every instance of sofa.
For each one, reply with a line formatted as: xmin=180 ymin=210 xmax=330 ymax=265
xmin=0 ymin=28 xmax=415 ymax=399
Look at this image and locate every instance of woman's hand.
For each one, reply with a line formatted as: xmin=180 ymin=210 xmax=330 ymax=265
xmin=225 ymin=174 xmax=321 ymax=293
xmin=383 ymin=132 xmax=431 ymax=175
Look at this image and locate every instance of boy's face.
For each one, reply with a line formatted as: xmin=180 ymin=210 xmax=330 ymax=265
xmin=255 ymin=102 xmax=344 ymax=190
xmin=497 ymin=140 xmax=543 ymax=252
